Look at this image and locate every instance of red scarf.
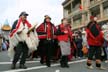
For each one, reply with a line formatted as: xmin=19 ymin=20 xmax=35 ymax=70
xmin=10 ymin=18 xmax=32 ymax=37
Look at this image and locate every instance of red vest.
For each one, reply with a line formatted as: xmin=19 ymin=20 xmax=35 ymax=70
xmin=36 ymin=23 xmax=56 ymax=39
xmin=57 ymin=24 xmax=72 ymax=42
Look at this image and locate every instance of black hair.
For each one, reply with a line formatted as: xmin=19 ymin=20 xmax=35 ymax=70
xmin=43 ymin=19 xmax=47 ymax=24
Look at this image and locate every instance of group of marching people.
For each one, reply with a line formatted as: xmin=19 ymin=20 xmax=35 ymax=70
xmin=35 ymin=16 xmax=73 ymax=68
xmin=8 ymin=11 xmax=108 ymax=70
xmin=9 ymin=11 xmax=73 ymax=69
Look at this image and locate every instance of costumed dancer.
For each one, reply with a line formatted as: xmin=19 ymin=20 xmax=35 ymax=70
xmin=8 ymin=11 xmax=39 ymax=69
xmin=86 ymin=16 xmax=105 ymax=70
xmin=56 ymin=18 xmax=72 ymax=68
xmin=36 ymin=15 xmax=56 ymax=67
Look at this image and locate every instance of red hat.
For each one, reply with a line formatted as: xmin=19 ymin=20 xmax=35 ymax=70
xmin=90 ymin=16 xmax=94 ymax=20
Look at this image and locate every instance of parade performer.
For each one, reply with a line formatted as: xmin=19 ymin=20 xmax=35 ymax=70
xmin=86 ymin=16 xmax=105 ymax=70
xmin=36 ymin=15 xmax=56 ymax=67
xmin=102 ymin=23 xmax=108 ymax=63
xmin=56 ymin=18 xmax=72 ymax=68
xmin=8 ymin=12 xmax=39 ymax=69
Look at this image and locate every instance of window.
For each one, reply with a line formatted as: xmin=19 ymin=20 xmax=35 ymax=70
xmin=103 ymin=1 xmax=108 ymax=17
xmin=64 ymin=4 xmax=71 ymax=15
xmin=104 ymin=7 xmax=108 ymax=17
xmin=73 ymin=15 xmax=82 ymax=27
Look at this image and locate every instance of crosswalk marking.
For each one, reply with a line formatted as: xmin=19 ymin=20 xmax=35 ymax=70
xmin=3 ymin=59 xmax=87 ymax=72
xmin=0 ymin=61 xmax=40 ymax=65
xmin=55 ymin=69 xmax=60 ymax=72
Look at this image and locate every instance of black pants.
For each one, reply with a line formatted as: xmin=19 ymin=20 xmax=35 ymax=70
xmin=102 ymin=47 xmax=107 ymax=60
xmin=39 ymin=39 xmax=53 ymax=66
xmin=60 ymin=55 xmax=68 ymax=67
xmin=88 ymin=46 xmax=101 ymax=60
xmin=77 ymin=48 xmax=83 ymax=57
xmin=13 ymin=42 xmax=28 ymax=65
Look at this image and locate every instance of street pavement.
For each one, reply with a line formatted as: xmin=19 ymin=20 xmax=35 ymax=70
xmin=0 ymin=51 xmax=108 ymax=72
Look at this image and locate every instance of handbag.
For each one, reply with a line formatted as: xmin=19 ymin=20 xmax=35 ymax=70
xmin=82 ymin=45 xmax=88 ymax=55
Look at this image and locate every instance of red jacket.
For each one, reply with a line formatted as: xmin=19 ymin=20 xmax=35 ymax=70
xmin=86 ymin=28 xmax=104 ymax=46
xmin=56 ymin=24 xmax=72 ymax=42
xmin=36 ymin=22 xmax=56 ymax=39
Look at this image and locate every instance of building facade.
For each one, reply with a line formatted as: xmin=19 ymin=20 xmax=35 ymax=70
xmin=62 ymin=0 xmax=108 ymax=30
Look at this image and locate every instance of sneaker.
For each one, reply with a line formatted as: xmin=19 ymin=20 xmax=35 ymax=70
xmin=105 ymin=60 xmax=108 ymax=63
xmin=87 ymin=65 xmax=94 ymax=69
xmin=78 ymin=57 xmax=81 ymax=59
xmin=96 ymin=66 xmax=106 ymax=70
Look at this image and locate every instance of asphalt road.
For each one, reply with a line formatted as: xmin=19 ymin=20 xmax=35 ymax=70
xmin=0 ymin=51 xmax=108 ymax=72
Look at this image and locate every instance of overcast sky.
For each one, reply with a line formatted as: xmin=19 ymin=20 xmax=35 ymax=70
xmin=0 ymin=0 xmax=65 ymax=26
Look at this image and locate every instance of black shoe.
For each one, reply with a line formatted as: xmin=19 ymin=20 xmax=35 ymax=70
xmin=47 ymin=64 xmax=51 ymax=67
xmin=11 ymin=64 xmax=16 ymax=69
xmin=46 ymin=63 xmax=51 ymax=67
xmin=40 ymin=60 xmax=44 ymax=64
xmin=65 ymin=64 xmax=69 ymax=68
xmin=19 ymin=64 xmax=27 ymax=69
xmin=61 ymin=64 xmax=65 ymax=68
xmin=60 ymin=61 xmax=65 ymax=68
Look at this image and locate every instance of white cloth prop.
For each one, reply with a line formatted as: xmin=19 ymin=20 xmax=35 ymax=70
xmin=8 ymin=19 xmax=39 ymax=59
xmin=26 ymin=25 xmax=39 ymax=52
